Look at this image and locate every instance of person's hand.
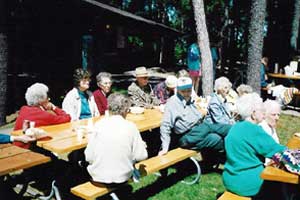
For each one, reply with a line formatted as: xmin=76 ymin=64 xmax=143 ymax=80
xmin=42 ymin=102 xmax=56 ymax=111
xmin=158 ymin=149 xmax=168 ymax=156
xmin=13 ymin=135 xmax=36 ymax=143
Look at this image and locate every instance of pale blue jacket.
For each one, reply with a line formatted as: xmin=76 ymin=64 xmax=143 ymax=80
xmin=160 ymin=94 xmax=202 ymax=152
xmin=205 ymin=93 xmax=234 ymax=125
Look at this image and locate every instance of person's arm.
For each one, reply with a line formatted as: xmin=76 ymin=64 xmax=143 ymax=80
xmin=0 ymin=134 xmax=35 ymax=144
xmin=62 ymin=90 xmax=79 ymax=121
xmin=0 ymin=134 xmax=11 ymax=144
xmin=131 ymin=125 xmax=148 ymax=162
xmin=252 ymin=126 xmax=286 ymax=158
xmin=158 ymin=104 xmax=174 ymax=155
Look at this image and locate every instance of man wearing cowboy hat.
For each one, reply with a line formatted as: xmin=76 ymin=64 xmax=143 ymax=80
xmin=128 ymin=66 xmax=160 ymax=108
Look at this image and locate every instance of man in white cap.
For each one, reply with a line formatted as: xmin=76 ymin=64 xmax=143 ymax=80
xmin=153 ymin=75 xmax=177 ymax=104
xmin=128 ymin=66 xmax=160 ymax=108
xmin=159 ymin=77 xmax=231 ymax=156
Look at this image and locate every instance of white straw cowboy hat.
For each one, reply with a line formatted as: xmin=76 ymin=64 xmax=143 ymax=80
xmin=165 ymin=75 xmax=177 ymax=88
xmin=135 ymin=66 xmax=149 ymax=77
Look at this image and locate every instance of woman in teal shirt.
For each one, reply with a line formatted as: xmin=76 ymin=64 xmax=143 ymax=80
xmin=222 ymin=93 xmax=286 ymax=199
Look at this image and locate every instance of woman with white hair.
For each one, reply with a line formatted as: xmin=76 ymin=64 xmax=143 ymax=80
xmin=236 ymin=84 xmax=253 ymax=97
xmin=205 ymin=76 xmax=234 ymax=124
xmin=222 ymin=93 xmax=286 ymax=199
xmin=14 ymin=83 xmax=71 ymax=148
xmin=93 ymin=72 xmax=112 ymax=115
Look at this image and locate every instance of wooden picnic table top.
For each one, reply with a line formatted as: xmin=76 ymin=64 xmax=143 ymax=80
xmin=261 ymin=134 xmax=300 ymax=184
xmin=11 ymin=107 xmax=206 ymax=154
xmin=268 ymin=73 xmax=300 ymax=80
xmin=11 ymin=109 xmax=164 ymax=154
xmin=0 ymin=144 xmax=50 ymax=176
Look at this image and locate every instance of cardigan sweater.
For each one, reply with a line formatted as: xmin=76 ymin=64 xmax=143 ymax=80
xmin=93 ymin=89 xmax=108 ymax=115
xmin=13 ymin=105 xmax=71 ymax=148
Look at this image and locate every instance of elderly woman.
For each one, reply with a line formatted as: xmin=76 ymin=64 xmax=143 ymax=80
xmin=222 ymin=93 xmax=286 ymax=199
xmin=236 ymin=84 xmax=253 ymax=97
xmin=205 ymin=76 xmax=234 ymax=124
xmin=93 ymin=72 xmax=112 ymax=115
xmin=85 ymin=93 xmax=147 ymax=187
xmin=62 ymin=68 xmax=99 ymax=120
xmin=14 ymin=83 xmax=71 ymax=148
xmin=127 ymin=66 xmax=160 ymax=108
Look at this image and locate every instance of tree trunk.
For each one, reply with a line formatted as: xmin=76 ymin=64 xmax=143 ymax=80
xmin=247 ymin=0 xmax=266 ymax=93
xmin=0 ymin=0 xmax=8 ymax=125
xmin=192 ymin=0 xmax=213 ymax=96
xmin=290 ymin=0 xmax=300 ymax=52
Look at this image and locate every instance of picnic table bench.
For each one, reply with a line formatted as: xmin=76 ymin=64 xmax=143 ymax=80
xmin=71 ymin=148 xmax=200 ymax=200
xmin=0 ymin=144 xmax=50 ymax=176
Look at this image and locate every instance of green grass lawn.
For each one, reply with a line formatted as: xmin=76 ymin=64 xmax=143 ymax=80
xmin=127 ymin=114 xmax=300 ymax=200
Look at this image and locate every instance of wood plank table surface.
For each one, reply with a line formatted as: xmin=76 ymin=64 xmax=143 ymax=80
xmin=11 ymin=109 xmax=164 ymax=154
xmin=11 ymin=107 xmax=205 ymax=155
xmin=0 ymin=144 xmax=50 ymax=176
xmin=268 ymin=73 xmax=300 ymax=80
xmin=261 ymin=133 xmax=300 ymax=184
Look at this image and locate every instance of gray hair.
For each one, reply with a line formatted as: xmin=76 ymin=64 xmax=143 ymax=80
xmin=236 ymin=93 xmax=263 ymax=120
xmin=214 ymin=76 xmax=232 ymax=91
xmin=96 ymin=72 xmax=112 ymax=84
xmin=25 ymin=83 xmax=49 ymax=106
xmin=263 ymin=99 xmax=281 ymax=114
xmin=107 ymin=93 xmax=131 ymax=115
xmin=236 ymin=84 xmax=253 ymax=96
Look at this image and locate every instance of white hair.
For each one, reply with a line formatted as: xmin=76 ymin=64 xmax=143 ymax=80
xmin=263 ymin=99 xmax=281 ymax=114
xmin=96 ymin=72 xmax=112 ymax=84
xmin=236 ymin=84 xmax=253 ymax=96
xmin=236 ymin=93 xmax=263 ymax=120
xmin=214 ymin=76 xmax=232 ymax=91
xmin=25 ymin=83 xmax=49 ymax=106
xmin=107 ymin=93 xmax=131 ymax=115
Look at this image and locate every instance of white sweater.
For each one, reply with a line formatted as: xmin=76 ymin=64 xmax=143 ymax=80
xmin=62 ymin=88 xmax=99 ymax=121
xmin=84 ymin=115 xmax=148 ymax=183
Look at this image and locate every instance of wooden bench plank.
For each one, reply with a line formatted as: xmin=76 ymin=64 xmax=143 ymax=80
xmin=135 ymin=148 xmax=198 ymax=175
xmin=71 ymin=182 xmax=113 ymax=200
xmin=217 ymin=191 xmax=251 ymax=200
xmin=71 ymin=148 xmax=198 ymax=199
xmin=260 ymin=166 xmax=299 ymax=184
xmin=0 ymin=151 xmax=50 ymax=176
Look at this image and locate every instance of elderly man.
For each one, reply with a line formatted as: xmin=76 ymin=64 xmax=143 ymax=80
xmin=85 ymin=93 xmax=147 ymax=186
xmin=159 ymin=77 xmax=231 ymax=156
xmin=128 ymin=66 xmax=160 ymax=108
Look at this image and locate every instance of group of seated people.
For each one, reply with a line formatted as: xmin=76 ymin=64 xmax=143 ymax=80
xmin=1 ymin=65 xmax=299 ymax=200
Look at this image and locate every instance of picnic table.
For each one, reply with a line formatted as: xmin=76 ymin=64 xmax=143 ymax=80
xmin=0 ymin=144 xmax=50 ymax=176
xmin=11 ymin=109 xmax=164 ymax=154
xmin=261 ymin=134 xmax=300 ymax=184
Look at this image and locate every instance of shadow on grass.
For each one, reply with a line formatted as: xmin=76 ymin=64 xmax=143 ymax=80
xmin=133 ymin=159 xmax=223 ymax=200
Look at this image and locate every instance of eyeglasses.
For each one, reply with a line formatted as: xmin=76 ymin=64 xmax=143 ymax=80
xmin=100 ymin=81 xmax=112 ymax=86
